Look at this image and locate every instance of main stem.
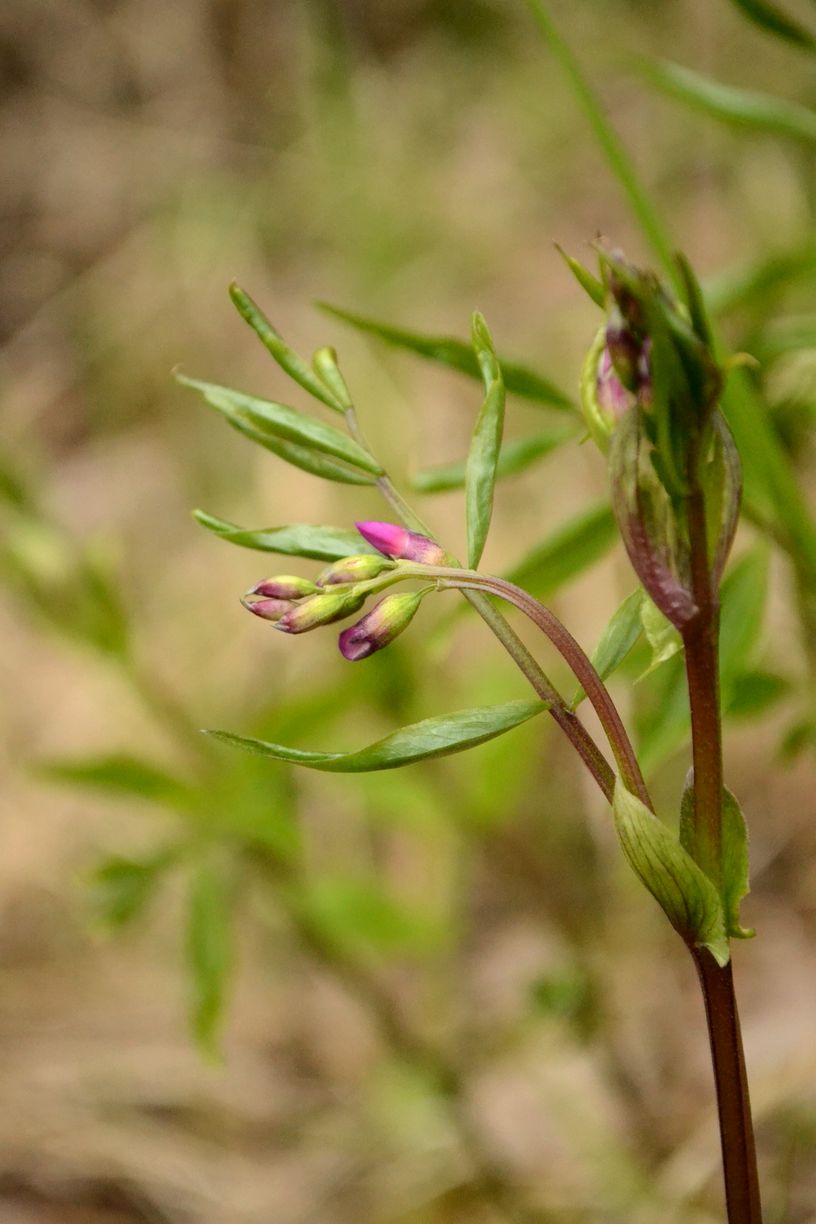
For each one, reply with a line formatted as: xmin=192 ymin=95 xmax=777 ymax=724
xmin=683 ymin=449 xmax=762 ymax=1223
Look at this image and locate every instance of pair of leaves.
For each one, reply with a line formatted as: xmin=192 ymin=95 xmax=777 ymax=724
xmin=178 ymin=375 xmax=381 ymax=485
xmin=207 ymin=698 xmax=548 ymax=773
xmin=613 ymin=783 xmax=729 ymax=965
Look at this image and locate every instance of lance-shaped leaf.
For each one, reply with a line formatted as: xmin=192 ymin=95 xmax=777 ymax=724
xmin=193 ymin=512 xmax=380 ymax=561
xmin=411 ymin=428 xmax=574 ymax=494
xmin=206 ymin=698 xmax=548 ymax=772
xmin=465 ymin=314 xmax=506 ymax=567
xmin=613 ymin=782 xmax=729 ymax=965
xmin=224 ymin=412 xmax=375 ymax=485
xmin=636 ymin=58 xmax=816 ymax=145
xmin=505 ymin=501 xmax=617 ymax=600
xmin=177 ymin=374 xmax=382 ymax=474
xmin=187 ymin=862 xmax=233 ymax=1057
xmin=317 ymin=303 xmax=573 ymax=408
xmin=229 ymin=284 xmax=345 ymax=412
xmin=571 ymin=588 xmax=645 ymax=708
xmin=555 ymin=245 xmax=606 ymax=307
xmin=727 ymin=0 xmax=816 ymax=51
xmin=680 ymin=780 xmax=755 ymax=939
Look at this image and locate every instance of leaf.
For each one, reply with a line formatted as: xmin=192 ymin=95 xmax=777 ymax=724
xmin=411 ymin=428 xmax=575 ymax=493
xmin=223 ymin=413 xmax=376 ymax=485
xmin=186 ymin=862 xmax=232 ymax=1056
xmin=466 ymin=314 xmax=506 ymax=567
xmin=317 ymin=303 xmax=573 ymax=408
xmin=572 ymin=588 xmax=645 ymax=708
xmin=504 ymin=501 xmax=617 ymax=600
xmin=636 ymin=58 xmax=816 ymax=145
xmin=727 ymin=0 xmax=816 ymax=51
xmin=206 ymin=698 xmax=548 ymax=773
xmin=88 ymin=852 xmax=172 ymax=931
xmin=37 ymin=754 xmax=195 ymax=811
xmin=299 ymin=877 xmax=443 ymax=958
xmin=193 ymin=512 xmax=379 ymax=561
xmin=229 ymin=284 xmax=344 ymax=412
xmin=705 ymin=242 xmax=816 ymax=317
xmin=726 ymin=669 xmax=789 ymax=718
xmin=177 ymin=374 xmax=382 ymax=474
xmin=638 ymin=597 xmax=682 ymax=679
xmin=680 ymin=781 xmax=754 ymax=939
xmin=613 ymin=783 xmax=729 ymax=965
xmin=555 ymin=245 xmax=606 ymax=307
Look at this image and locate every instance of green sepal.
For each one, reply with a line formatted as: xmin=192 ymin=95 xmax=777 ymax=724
xmin=206 ymin=699 xmax=548 ymax=773
xmin=613 ymin=782 xmax=730 ymax=965
xmin=555 ymin=245 xmax=606 ymax=307
xmin=229 ymin=283 xmax=345 ymax=412
xmin=680 ymin=780 xmax=755 ymax=940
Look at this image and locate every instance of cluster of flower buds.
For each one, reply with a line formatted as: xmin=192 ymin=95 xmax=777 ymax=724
xmin=242 ymin=521 xmax=446 ymax=660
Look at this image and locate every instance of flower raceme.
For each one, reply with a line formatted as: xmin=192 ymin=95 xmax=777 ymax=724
xmin=241 ymin=522 xmax=444 ymax=657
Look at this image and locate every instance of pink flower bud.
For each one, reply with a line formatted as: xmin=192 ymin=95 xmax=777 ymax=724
xmin=275 ymin=587 xmax=367 ymax=634
xmin=316 ymin=554 xmax=395 ymax=586
xmin=242 ymin=596 xmax=293 ymax=622
xmin=251 ymin=575 xmax=318 ymax=600
xmin=355 ymin=521 xmax=445 ymax=565
xmin=338 ymin=591 xmax=425 ymax=661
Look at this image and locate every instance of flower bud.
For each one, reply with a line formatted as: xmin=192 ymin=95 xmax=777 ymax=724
xmin=605 ymin=307 xmax=643 ymax=393
xmin=355 ymin=521 xmax=446 ymax=565
xmin=242 ymin=596 xmax=294 ymax=622
xmin=275 ymin=587 xmax=367 ymax=634
xmin=338 ymin=591 xmax=425 ymax=661
xmin=251 ymin=575 xmax=318 ymax=600
xmin=316 ymin=554 xmax=396 ymax=586
xmin=580 ymin=327 xmax=635 ymax=452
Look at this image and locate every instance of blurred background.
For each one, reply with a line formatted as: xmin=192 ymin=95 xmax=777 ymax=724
xmin=2 ymin=0 xmax=816 ymax=1220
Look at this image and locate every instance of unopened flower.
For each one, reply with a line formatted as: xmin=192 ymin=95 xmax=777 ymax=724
xmin=316 ymin=554 xmax=396 ymax=586
xmin=250 ymin=575 xmax=318 ymax=600
xmin=355 ymin=521 xmax=446 ymax=565
xmin=242 ymin=596 xmax=293 ymax=622
xmin=339 ymin=591 xmax=425 ymax=661
xmin=275 ymin=587 xmax=367 ymax=634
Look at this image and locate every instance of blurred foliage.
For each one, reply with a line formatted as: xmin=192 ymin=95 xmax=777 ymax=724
xmin=2 ymin=0 xmax=816 ymax=1221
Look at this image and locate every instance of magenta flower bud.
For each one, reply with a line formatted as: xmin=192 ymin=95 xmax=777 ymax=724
xmin=355 ymin=521 xmax=446 ymax=565
xmin=275 ymin=587 xmax=367 ymax=635
xmin=316 ymin=554 xmax=396 ymax=586
xmin=338 ymin=591 xmax=425 ymax=661
xmin=242 ymin=596 xmax=293 ymax=622
xmin=251 ymin=574 xmax=318 ymax=600
xmin=596 ymin=346 xmax=634 ymax=421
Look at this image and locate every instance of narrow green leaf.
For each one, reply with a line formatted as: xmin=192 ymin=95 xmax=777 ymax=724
xmin=411 ymin=429 xmax=574 ymax=494
xmin=505 ymin=501 xmax=617 ymax=600
xmin=636 ymin=58 xmax=816 ymax=145
xmin=727 ymin=0 xmax=816 ymax=51
xmin=572 ymin=589 xmax=645 ymax=708
xmin=524 ymin=0 xmax=679 ymax=287
xmin=187 ymin=863 xmax=232 ymax=1056
xmin=229 ymin=284 xmax=345 ymax=412
xmin=705 ymin=243 xmax=816 ymax=317
xmin=223 ymin=413 xmax=376 ymax=484
xmin=311 ymin=346 xmax=354 ymax=410
xmin=555 ymin=245 xmax=606 ymax=307
xmin=638 ymin=597 xmax=682 ymax=679
xmin=613 ymin=783 xmax=729 ymax=965
xmin=317 ymin=303 xmax=573 ymax=408
xmin=88 ymin=851 xmax=174 ymax=931
xmin=193 ymin=512 xmax=378 ymax=561
xmin=719 ymin=546 xmax=769 ymax=702
xmin=680 ymin=782 xmax=754 ymax=939
xmin=206 ymin=699 xmax=548 ymax=773
xmin=675 ymin=252 xmax=713 ymax=346
xmin=726 ymin=669 xmax=789 ymax=718
xmin=37 ymin=754 xmax=195 ymax=811
xmin=466 ymin=314 xmax=506 ymax=567
xmin=177 ymin=374 xmax=382 ymax=474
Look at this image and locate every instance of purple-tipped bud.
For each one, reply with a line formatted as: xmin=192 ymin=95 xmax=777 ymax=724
xmin=316 ymin=554 xmax=396 ymax=586
xmin=275 ymin=587 xmax=367 ymax=635
xmin=338 ymin=591 xmax=425 ymax=661
xmin=605 ymin=310 xmax=643 ymax=393
xmin=242 ymin=596 xmax=294 ymax=622
xmin=355 ymin=521 xmax=446 ymax=565
xmin=596 ymin=346 xmax=634 ymax=421
xmin=251 ymin=574 xmax=318 ymax=600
